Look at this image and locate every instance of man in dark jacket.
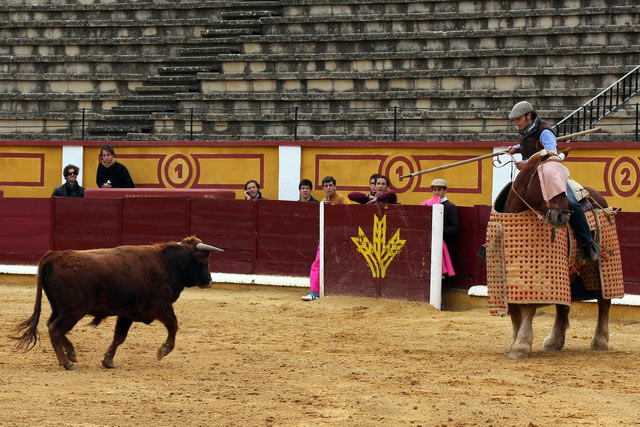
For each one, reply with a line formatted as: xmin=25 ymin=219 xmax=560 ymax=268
xmin=430 ymin=178 xmax=459 ymax=249
xmin=507 ymin=101 xmax=599 ymax=262
xmin=96 ymin=144 xmax=135 ymax=188
xmin=52 ymin=164 xmax=84 ymax=197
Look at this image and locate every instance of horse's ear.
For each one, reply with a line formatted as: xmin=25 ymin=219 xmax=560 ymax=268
xmin=539 ymin=150 xmax=551 ymax=162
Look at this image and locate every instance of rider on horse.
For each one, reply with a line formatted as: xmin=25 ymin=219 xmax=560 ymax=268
xmin=507 ymin=101 xmax=600 ymax=263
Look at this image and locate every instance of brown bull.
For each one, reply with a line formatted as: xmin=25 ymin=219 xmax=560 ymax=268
xmin=11 ymin=236 xmax=222 ymax=370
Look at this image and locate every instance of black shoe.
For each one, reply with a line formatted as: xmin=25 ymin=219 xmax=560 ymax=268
xmin=583 ymin=242 xmax=600 ymax=263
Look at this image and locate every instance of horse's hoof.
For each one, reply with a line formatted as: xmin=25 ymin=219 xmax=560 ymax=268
xmin=63 ymin=363 xmax=77 ymax=371
xmin=591 ymin=342 xmax=609 ymax=351
xmin=102 ymin=359 xmax=116 ymax=369
xmin=543 ymin=338 xmax=564 ymax=352
xmin=508 ymin=350 xmax=530 ymax=359
xmin=543 ymin=343 xmax=563 ymax=352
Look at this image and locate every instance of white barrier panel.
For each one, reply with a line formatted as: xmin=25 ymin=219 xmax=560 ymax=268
xmin=429 ymin=204 xmax=444 ymax=310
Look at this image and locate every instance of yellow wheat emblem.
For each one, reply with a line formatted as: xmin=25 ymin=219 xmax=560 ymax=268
xmin=351 ymin=214 xmax=406 ymax=278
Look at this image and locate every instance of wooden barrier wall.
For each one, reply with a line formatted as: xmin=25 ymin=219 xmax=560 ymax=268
xmin=50 ymin=198 xmax=318 ymax=276
xmin=324 ymin=204 xmax=433 ymax=301
xmin=0 ymin=198 xmax=638 ymax=295
xmin=0 ymin=198 xmax=49 ymax=264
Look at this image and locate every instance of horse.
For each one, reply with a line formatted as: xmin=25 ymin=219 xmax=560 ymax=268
xmin=493 ymin=150 xmax=620 ymax=359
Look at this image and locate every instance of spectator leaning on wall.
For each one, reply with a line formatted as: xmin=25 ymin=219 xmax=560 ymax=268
xmin=52 ymin=164 xmax=84 ymax=198
xmin=301 ymin=175 xmax=350 ymax=302
xmin=298 ymin=179 xmax=318 ymax=202
xmin=96 ymin=144 xmax=135 ymax=189
xmin=348 ymin=174 xmax=397 ymax=204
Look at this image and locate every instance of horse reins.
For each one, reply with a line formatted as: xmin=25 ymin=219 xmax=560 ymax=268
xmin=506 ymin=154 xmax=547 ymax=221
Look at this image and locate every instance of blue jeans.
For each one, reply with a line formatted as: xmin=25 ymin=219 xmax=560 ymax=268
xmin=567 ymin=185 xmax=592 ymax=246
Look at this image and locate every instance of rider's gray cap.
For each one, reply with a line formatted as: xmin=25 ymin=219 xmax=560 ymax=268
xmin=508 ymin=101 xmax=534 ymax=119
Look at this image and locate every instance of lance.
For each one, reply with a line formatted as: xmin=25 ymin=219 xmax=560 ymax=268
xmin=399 ymin=127 xmax=601 ymax=180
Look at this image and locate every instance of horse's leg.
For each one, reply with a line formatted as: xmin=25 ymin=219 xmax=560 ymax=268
xmin=591 ymin=296 xmax=611 ymax=350
xmin=508 ymin=304 xmax=537 ymax=359
xmin=508 ymin=304 xmax=522 ymax=353
xmin=543 ymin=304 xmax=570 ymax=351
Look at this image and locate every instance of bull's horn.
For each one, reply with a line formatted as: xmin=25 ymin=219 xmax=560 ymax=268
xmin=196 ymin=243 xmax=224 ymax=252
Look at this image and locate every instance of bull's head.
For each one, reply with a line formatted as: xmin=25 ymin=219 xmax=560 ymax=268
xmin=167 ymin=236 xmax=224 ymax=290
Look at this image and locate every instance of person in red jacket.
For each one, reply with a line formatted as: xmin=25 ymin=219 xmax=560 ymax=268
xmin=348 ymin=175 xmax=398 ymax=204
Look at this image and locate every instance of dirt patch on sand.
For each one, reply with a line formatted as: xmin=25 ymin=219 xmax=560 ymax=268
xmin=1 ymin=282 xmax=639 ymax=426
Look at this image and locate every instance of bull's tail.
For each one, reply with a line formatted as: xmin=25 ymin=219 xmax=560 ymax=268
xmin=10 ymin=258 xmax=50 ymax=351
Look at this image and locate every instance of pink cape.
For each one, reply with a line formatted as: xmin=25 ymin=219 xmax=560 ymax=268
xmin=421 ymin=196 xmax=455 ymax=277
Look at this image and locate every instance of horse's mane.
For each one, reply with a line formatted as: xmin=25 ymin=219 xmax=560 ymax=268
xmin=504 ymin=152 xmax=544 ymax=214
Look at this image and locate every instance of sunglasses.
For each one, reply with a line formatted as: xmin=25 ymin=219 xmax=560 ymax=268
xmin=66 ymin=171 xmax=78 ymax=176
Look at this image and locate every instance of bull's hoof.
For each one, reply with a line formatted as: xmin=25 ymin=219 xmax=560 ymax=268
xmin=157 ymin=344 xmax=172 ymax=360
xmin=63 ymin=363 xmax=77 ymax=371
xmin=102 ymin=359 xmax=116 ymax=369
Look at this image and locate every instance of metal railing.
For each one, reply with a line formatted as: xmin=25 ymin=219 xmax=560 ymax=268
xmin=0 ymin=104 xmax=639 ymax=141
xmin=555 ymin=65 xmax=640 ymax=137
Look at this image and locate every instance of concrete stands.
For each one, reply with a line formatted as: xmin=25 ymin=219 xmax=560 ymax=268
xmin=1 ymin=0 xmax=639 ymax=141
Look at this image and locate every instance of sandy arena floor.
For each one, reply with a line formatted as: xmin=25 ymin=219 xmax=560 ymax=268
xmin=1 ymin=281 xmax=639 ymax=426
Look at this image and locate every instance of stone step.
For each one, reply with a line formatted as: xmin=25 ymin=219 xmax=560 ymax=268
xmin=178 ymin=46 xmax=241 ymax=56
xmin=234 ymin=25 xmax=639 ymax=46
xmin=199 ymin=65 xmax=633 ymax=81
xmin=200 ymin=28 xmax=260 ymax=38
xmin=135 ymin=85 xmax=200 ymax=94
xmin=87 ymin=124 xmax=153 ymax=135
xmin=259 ymin=9 xmax=639 ymax=35
xmin=111 ymin=105 xmax=179 ymax=113
xmin=158 ymin=65 xmax=221 ymax=75
xmin=278 ymin=0 xmax=637 ymax=10
xmin=264 ymin=5 xmax=638 ymax=25
xmin=146 ymin=75 xmax=199 ymax=84
xmin=1 ymin=1 xmax=279 ymax=12
xmin=221 ymin=10 xmax=281 ymax=20
xmin=216 ymin=45 xmax=640 ymax=64
xmin=203 ymin=19 xmax=264 ymax=29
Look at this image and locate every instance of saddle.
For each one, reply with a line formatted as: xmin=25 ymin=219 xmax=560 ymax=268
xmin=538 ymin=154 xmax=592 ymax=213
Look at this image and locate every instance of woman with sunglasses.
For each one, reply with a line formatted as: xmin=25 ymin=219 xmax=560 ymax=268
xmin=52 ymin=164 xmax=85 ymax=197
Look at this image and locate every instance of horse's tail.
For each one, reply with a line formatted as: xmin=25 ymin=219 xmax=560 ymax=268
xmin=10 ymin=256 xmax=51 ymax=351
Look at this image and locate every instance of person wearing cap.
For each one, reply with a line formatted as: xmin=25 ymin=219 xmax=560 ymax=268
xmin=421 ymin=178 xmax=458 ymax=277
xmin=52 ymin=164 xmax=85 ymax=197
xmin=423 ymin=178 xmax=459 ymax=249
xmin=507 ymin=101 xmax=559 ymax=171
xmin=507 ymin=101 xmax=599 ymax=262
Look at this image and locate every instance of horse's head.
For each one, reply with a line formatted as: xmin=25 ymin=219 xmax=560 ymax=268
xmin=505 ymin=151 xmax=570 ymax=227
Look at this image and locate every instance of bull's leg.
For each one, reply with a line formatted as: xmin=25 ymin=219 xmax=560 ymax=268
xmin=508 ymin=304 xmax=536 ymax=359
xmin=61 ymin=336 xmax=78 ymax=363
xmin=543 ymin=304 xmax=570 ymax=352
xmin=47 ymin=310 xmax=77 ymax=362
xmin=48 ymin=314 xmax=82 ymax=370
xmin=102 ymin=316 xmax=133 ymax=369
xmin=157 ymin=307 xmax=178 ymax=361
xmin=508 ymin=305 xmax=522 ymax=353
xmin=591 ymin=296 xmax=611 ymax=350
